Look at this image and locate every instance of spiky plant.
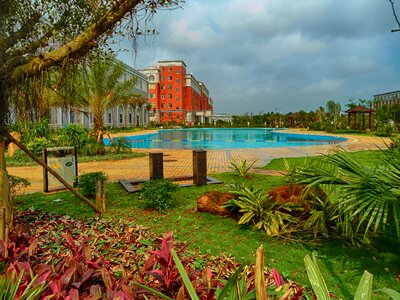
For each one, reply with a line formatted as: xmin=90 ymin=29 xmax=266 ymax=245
xmin=229 ymin=159 xmax=257 ymax=178
xmin=294 ymin=148 xmax=400 ymax=242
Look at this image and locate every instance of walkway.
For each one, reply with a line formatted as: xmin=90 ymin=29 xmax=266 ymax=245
xmin=7 ymin=130 xmax=390 ymax=193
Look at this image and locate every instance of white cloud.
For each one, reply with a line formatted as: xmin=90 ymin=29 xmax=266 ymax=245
xmin=116 ymin=0 xmax=400 ymax=114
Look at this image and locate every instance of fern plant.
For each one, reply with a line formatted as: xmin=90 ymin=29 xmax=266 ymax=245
xmin=225 ymin=183 xmax=297 ymax=236
xmin=229 ymin=159 xmax=257 ymax=177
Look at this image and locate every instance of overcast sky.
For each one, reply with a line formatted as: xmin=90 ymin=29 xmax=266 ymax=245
xmin=116 ymin=0 xmax=400 ymax=114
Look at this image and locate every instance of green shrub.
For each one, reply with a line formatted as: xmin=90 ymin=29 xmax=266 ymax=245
xmin=109 ymin=137 xmax=130 ymax=154
xmin=26 ymin=137 xmax=54 ymax=157
xmin=56 ymin=124 xmax=88 ymax=148
xmin=83 ymin=137 xmax=106 ymax=156
xmin=225 ymin=183 xmax=298 ymax=236
xmin=23 ymin=119 xmax=52 ymax=143
xmin=77 ymin=172 xmax=108 ymax=197
xmin=374 ymin=131 xmax=393 ymax=137
xmin=229 ymin=159 xmax=257 ymax=177
xmin=140 ymin=179 xmax=179 ymax=212
xmin=56 ymin=125 xmax=105 ymax=156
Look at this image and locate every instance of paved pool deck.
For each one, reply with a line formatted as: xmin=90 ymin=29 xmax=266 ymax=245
xmin=7 ymin=129 xmax=390 ymax=193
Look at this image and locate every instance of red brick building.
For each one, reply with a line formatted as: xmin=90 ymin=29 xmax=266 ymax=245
xmin=141 ymin=60 xmax=213 ymax=125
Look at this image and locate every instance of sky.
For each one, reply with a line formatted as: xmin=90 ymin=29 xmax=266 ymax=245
xmin=116 ymin=0 xmax=400 ymax=114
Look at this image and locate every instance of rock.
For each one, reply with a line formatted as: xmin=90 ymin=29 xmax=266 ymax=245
xmin=268 ymin=184 xmax=326 ymax=211
xmin=196 ymin=191 xmax=236 ymax=216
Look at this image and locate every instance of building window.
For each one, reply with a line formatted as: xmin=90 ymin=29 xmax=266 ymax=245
xmin=161 ymin=76 xmax=165 ymax=81
xmin=148 ymin=75 xmax=155 ymax=81
xmin=175 ymin=87 xmax=179 ymax=92
xmin=69 ymin=110 xmax=75 ymax=123
xmin=168 ymin=103 xmax=172 ymax=108
xmin=161 ymin=112 xmax=165 ymax=117
xmin=169 ymin=112 xmax=172 ymax=117
xmin=168 ymin=84 xmax=172 ymax=90
xmin=161 ymin=85 xmax=165 ymax=90
xmin=175 ymin=79 xmax=180 ymax=83
xmin=107 ymin=111 xmax=112 ymax=124
xmin=176 ymin=97 xmax=179 ymax=101
xmin=168 ymin=94 xmax=172 ymax=99
xmin=148 ymin=83 xmax=155 ymax=89
xmin=168 ymin=66 xmax=172 ymax=71
xmin=162 ymin=103 xmax=165 ymax=108
xmin=149 ymin=93 xmax=155 ymax=98
xmin=176 ymin=106 xmax=179 ymax=110
xmin=161 ymin=94 xmax=165 ymax=99
xmin=129 ymin=108 xmax=133 ymax=123
xmin=168 ymin=76 xmax=172 ymax=81
xmin=175 ymin=69 xmax=179 ymax=74
xmin=176 ymin=115 xmax=180 ymax=119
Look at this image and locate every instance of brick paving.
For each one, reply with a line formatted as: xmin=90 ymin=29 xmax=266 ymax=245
xmin=7 ymin=129 xmax=390 ymax=193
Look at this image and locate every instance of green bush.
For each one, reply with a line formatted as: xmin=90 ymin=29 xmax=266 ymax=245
xmin=26 ymin=137 xmax=54 ymax=157
xmin=56 ymin=125 xmax=105 ymax=156
xmin=108 ymin=137 xmax=130 ymax=154
xmin=229 ymin=159 xmax=257 ymax=178
xmin=225 ymin=183 xmax=298 ymax=236
xmin=374 ymin=131 xmax=393 ymax=137
xmin=77 ymin=172 xmax=108 ymax=197
xmin=23 ymin=119 xmax=52 ymax=143
xmin=56 ymin=124 xmax=88 ymax=148
xmin=140 ymin=179 xmax=179 ymax=212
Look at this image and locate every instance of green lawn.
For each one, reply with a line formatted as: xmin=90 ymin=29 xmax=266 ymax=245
xmin=262 ymin=150 xmax=384 ymax=171
xmin=14 ymin=170 xmax=400 ymax=299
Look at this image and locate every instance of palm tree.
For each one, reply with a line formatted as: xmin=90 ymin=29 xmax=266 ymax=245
xmin=326 ymin=100 xmax=342 ymax=131
xmin=73 ymin=54 xmax=144 ymax=142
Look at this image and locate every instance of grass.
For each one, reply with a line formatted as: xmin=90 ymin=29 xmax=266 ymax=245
xmin=14 ymin=171 xmax=400 ymax=299
xmin=262 ymin=150 xmax=384 ymax=171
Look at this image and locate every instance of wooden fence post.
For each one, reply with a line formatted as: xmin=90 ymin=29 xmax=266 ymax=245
xmin=149 ymin=152 xmax=164 ymax=180
xmin=0 ymin=207 xmax=6 ymax=241
xmin=193 ymin=150 xmax=207 ymax=186
xmin=101 ymin=180 xmax=107 ymax=212
xmin=96 ymin=179 xmax=106 ymax=213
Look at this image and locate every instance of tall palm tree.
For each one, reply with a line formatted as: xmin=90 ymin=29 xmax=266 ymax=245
xmin=73 ymin=54 xmax=143 ymax=142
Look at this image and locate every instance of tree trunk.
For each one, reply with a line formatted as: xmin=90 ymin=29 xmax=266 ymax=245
xmin=93 ymin=109 xmax=104 ymax=143
xmin=5 ymin=132 xmax=102 ymax=214
xmin=0 ymin=139 xmax=12 ymax=241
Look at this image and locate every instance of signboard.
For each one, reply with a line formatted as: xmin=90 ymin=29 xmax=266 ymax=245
xmin=47 ymin=156 xmax=76 ymax=187
xmin=43 ymin=146 xmax=78 ymax=192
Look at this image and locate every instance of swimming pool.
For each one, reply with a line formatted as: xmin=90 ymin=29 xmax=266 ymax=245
xmin=109 ymin=128 xmax=346 ymax=149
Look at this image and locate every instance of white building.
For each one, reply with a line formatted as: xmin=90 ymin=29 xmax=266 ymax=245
xmin=49 ymin=60 xmax=150 ymax=129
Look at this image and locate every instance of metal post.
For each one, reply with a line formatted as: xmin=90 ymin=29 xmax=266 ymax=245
xmin=149 ymin=152 xmax=164 ymax=180
xmin=193 ymin=149 xmax=207 ymax=186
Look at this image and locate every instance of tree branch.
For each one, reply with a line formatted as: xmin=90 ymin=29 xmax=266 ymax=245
xmin=10 ymin=0 xmax=143 ymax=81
xmin=389 ymin=0 xmax=400 ymax=32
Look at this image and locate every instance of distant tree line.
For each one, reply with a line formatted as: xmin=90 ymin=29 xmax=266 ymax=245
xmin=216 ymin=98 xmax=400 ymax=134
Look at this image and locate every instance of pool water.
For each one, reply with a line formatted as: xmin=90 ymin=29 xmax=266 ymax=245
xmin=109 ymin=128 xmax=346 ymax=149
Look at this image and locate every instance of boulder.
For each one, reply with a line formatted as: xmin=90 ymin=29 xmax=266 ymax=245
xmin=196 ymin=191 xmax=236 ymax=216
xmin=268 ymin=184 xmax=326 ymax=211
